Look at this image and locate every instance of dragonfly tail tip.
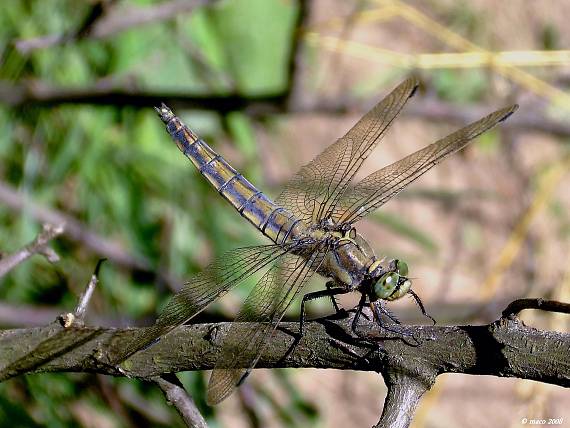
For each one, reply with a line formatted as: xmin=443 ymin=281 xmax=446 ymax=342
xmin=154 ymin=103 xmax=174 ymax=123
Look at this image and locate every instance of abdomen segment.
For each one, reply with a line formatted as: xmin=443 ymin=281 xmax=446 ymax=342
xmin=156 ymin=105 xmax=305 ymax=245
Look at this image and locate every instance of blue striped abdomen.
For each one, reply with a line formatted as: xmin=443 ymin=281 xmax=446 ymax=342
xmin=156 ymin=105 xmax=306 ymax=245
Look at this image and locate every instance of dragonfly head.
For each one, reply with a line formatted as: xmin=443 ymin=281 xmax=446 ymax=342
xmin=370 ymin=259 xmax=412 ymax=301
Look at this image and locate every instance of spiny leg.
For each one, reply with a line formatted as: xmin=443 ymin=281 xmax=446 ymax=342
xmin=374 ymin=300 xmax=401 ymax=325
xmin=351 ymin=293 xmax=368 ymax=337
xmin=350 ymin=294 xmax=387 ymax=353
xmin=371 ymin=301 xmax=421 ymax=346
xmin=409 ymin=289 xmax=436 ymax=325
xmin=299 ymin=286 xmax=349 ymax=337
xmin=279 ymin=286 xmax=350 ymax=363
xmin=325 ymin=281 xmax=342 ymax=313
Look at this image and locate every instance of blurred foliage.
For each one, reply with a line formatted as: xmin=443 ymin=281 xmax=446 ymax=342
xmin=432 ymin=69 xmax=488 ymax=103
xmin=371 ymin=211 xmax=438 ymax=254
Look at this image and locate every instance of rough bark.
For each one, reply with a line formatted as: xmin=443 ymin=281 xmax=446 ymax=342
xmin=1 ymin=312 xmax=567 ymax=387
xmin=1 ymin=304 xmax=569 ymax=427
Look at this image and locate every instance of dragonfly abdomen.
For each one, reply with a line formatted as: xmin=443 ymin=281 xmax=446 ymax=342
xmin=157 ymin=105 xmax=305 ymax=246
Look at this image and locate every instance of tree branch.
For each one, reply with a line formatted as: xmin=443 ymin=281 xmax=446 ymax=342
xmin=0 ymin=302 xmax=568 ymax=427
xmin=153 ymin=374 xmax=208 ymax=428
xmin=376 ymin=370 xmax=432 ymax=428
xmin=2 ymin=80 xmax=569 ymax=138
xmin=0 ymin=223 xmax=63 ymax=279
xmin=0 ymin=310 xmax=567 ymax=386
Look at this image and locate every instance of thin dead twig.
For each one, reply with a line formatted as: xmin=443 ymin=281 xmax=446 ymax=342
xmin=73 ymin=259 xmax=106 ymax=323
xmin=0 ymin=79 xmax=285 ymax=115
xmin=14 ymin=0 xmax=215 ymax=55
xmin=0 ymin=223 xmax=63 ymax=279
xmin=0 ymin=181 xmax=180 ymax=291
xmin=502 ymin=298 xmax=570 ymax=318
xmin=2 ymin=79 xmax=570 ymax=138
xmin=153 ymin=374 xmax=208 ymax=428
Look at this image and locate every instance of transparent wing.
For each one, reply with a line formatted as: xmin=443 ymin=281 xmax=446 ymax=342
xmin=206 ymin=244 xmax=328 ymax=405
xmin=331 ymin=104 xmax=518 ymax=225
xmin=114 ymin=243 xmax=299 ymax=363
xmin=276 ymin=77 xmax=419 ymax=225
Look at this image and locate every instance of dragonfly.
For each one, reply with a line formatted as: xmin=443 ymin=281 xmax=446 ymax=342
xmin=119 ymin=77 xmax=517 ymax=405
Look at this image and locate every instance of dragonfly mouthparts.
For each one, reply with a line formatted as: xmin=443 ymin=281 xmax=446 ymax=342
xmin=154 ymin=103 xmax=175 ymax=123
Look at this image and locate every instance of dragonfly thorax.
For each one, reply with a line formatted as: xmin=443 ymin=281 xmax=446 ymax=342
xmin=314 ymin=227 xmax=375 ymax=288
xmin=317 ymin=228 xmax=413 ymax=303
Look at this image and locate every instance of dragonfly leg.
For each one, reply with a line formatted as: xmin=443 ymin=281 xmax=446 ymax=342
xmin=350 ymin=294 xmax=392 ymax=352
xmin=374 ymin=301 xmax=401 ymax=325
xmin=350 ymin=293 xmax=368 ymax=337
xmin=299 ymin=287 xmax=349 ymax=337
xmin=325 ymin=281 xmax=342 ymax=313
xmin=409 ymin=289 xmax=436 ymax=325
xmin=371 ymin=301 xmax=421 ymax=346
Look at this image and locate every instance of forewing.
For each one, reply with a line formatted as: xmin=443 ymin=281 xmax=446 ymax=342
xmin=206 ymin=244 xmax=328 ymax=405
xmin=332 ymin=104 xmax=518 ymax=225
xmin=276 ymin=77 xmax=419 ymax=225
xmin=114 ymin=244 xmax=292 ymax=363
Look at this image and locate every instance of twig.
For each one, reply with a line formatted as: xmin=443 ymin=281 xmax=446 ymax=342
xmin=0 ymin=79 xmax=286 ymax=114
xmin=375 ymin=370 xmax=433 ymax=428
xmin=153 ymin=374 xmax=208 ymax=428
xmin=284 ymin=0 xmax=313 ymax=109
xmin=0 ymin=181 xmax=180 ymax=291
xmin=2 ymin=79 xmax=570 ymax=137
xmin=73 ymin=259 xmax=106 ymax=322
xmin=14 ymin=0 xmax=216 ymax=55
xmin=502 ymin=298 xmax=570 ymax=318
xmin=0 ymin=223 xmax=63 ymax=279
xmin=13 ymin=0 xmax=111 ymax=54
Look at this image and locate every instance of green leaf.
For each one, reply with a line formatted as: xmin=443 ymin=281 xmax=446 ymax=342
xmin=206 ymin=0 xmax=298 ymax=94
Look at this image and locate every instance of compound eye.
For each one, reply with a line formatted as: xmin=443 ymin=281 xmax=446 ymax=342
xmin=395 ymin=260 xmax=409 ymax=277
xmin=373 ymin=272 xmax=399 ymax=299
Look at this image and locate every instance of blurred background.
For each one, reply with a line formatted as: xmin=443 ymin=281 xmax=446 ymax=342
xmin=0 ymin=0 xmax=569 ymax=427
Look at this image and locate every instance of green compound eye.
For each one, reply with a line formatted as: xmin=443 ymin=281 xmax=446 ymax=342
xmin=373 ymin=272 xmax=399 ymax=299
xmin=395 ymin=260 xmax=408 ymax=277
